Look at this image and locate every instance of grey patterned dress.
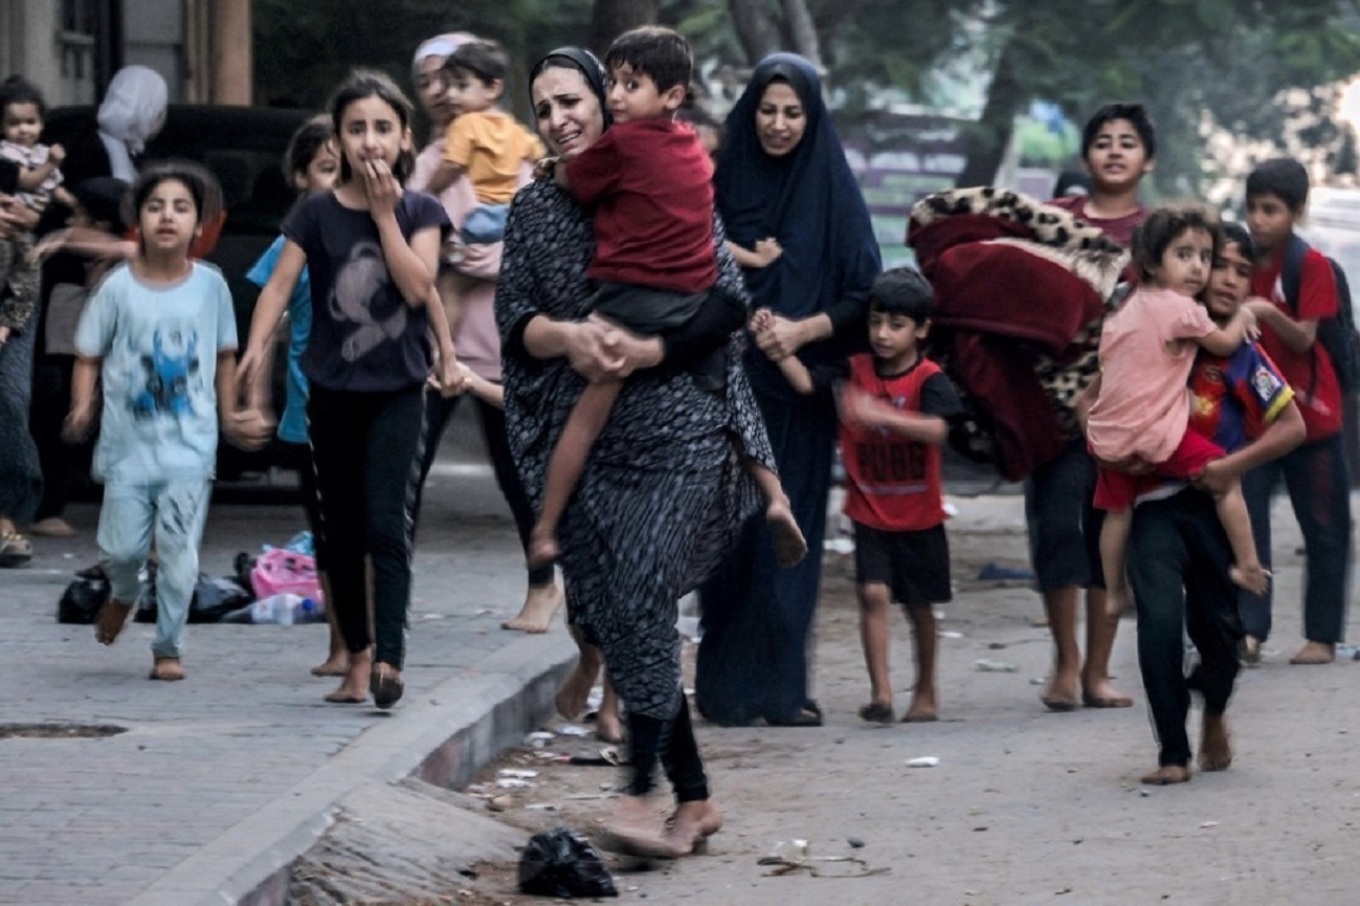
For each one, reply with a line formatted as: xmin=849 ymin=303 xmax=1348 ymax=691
xmin=496 ymin=178 xmax=777 ymax=720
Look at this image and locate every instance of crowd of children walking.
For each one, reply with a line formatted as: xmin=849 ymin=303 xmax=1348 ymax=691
xmin=0 ymin=20 xmax=1352 ymax=854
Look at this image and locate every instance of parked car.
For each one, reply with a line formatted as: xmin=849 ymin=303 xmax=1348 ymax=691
xmin=42 ymin=104 xmax=312 ymax=484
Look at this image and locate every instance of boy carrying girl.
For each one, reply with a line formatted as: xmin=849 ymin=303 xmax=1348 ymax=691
xmin=528 ymin=25 xmax=806 ymax=572
xmin=837 ymin=268 xmax=962 ymax=723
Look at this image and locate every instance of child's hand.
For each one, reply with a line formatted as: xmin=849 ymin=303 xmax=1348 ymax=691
xmin=753 ymin=238 xmax=782 ymax=267
xmin=1238 ymin=305 xmax=1260 ymax=340
xmin=221 ymin=408 xmax=275 ymax=451
xmin=62 ymin=403 xmax=97 ymax=444
xmin=1195 ymin=459 xmax=1235 ymax=497
xmin=48 ymin=144 xmax=66 ymax=165
xmin=837 ymin=384 xmax=885 ymax=430
xmin=362 ymin=158 xmax=401 ymax=217
xmin=749 ymin=307 xmax=773 ymax=335
xmin=26 ymin=230 xmax=67 ymax=266
xmin=532 ymin=156 xmax=560 ymax=181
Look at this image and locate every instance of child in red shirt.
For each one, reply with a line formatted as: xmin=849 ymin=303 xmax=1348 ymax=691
xmin=531 ymin=26 xmax=805 ymax=572
xmin=837 ymin=268 xmax=962 ymax=723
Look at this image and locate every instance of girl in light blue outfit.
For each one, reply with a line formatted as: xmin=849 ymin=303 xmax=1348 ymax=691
xmin=66 ymin=162 xmax=241 ymax=680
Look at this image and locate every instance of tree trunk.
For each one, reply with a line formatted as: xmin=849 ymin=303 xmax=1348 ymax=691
xmin=728 ymin=0 xmax=781 ymax=64
xmin=954 ymin=35 xmax=1023 ymax=188
xmin=589 ymin=0 xmax=658 ymax=54
xmin=781 ymin=0 xmax=821 ymax=70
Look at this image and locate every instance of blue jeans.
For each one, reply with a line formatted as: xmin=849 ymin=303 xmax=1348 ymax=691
xmin=97 ymin=479 xmax=212 ymax=658
xmin=1240 ymin=432 xmax=1352 ymax=644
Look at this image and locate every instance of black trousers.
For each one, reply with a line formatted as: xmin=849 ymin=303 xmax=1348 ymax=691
xmin=307 ymin=384 xmax=424 ymax=668
xmin=30 ymin=352 xmax=75 ymax=522
xmin=627 ymin=696 xmax=709 ymax=802
xmin=411 ymin=387 xmax=553 ymax=587
xmin=1128 ymin=488 xmax=1242 ymax=768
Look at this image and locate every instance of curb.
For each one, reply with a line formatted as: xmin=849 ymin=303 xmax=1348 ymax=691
xmin=128 ymin=630 xmax=577 ymax=906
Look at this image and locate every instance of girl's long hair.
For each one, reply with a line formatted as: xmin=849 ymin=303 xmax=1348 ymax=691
xmin=327 ymin=69 xmax=417 ymax=184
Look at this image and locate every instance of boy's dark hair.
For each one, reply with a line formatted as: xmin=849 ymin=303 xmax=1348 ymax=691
xmin=327 ymin=69 xmax=416 ymax=184
xmin=73 ymin=177 xmax=129 ymax=232
xmin=869 ymin=267 xmax=933 ymax=321
xmin=0 ymin=75 xmax=48 ymax=118
xmin=1245 ymin=157 xmax=1310 ymax=212
xmin=284 ymin=114 xmax=334 ymax=184
xmin=124 ymin=160 xmax=224 ymax=245
xmin=445 ymin=40 xmax=509 ymax=87
xmin=1218 ymin=221 xmax=1257 ymax=265
xmin=1130 ymin=204 xmax=1220 ymax=282
xmin=605 ymin=25 xmax=693 ymax=93
xmin=1081 ymin=102 xmax=1156 ymax=161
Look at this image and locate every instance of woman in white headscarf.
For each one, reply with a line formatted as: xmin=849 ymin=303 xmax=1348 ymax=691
xmin=96 ymin=65 xmax=168 ymax=181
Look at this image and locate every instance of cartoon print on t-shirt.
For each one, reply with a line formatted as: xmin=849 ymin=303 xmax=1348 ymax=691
xmin=329 ymin=240 xmax=407 ymax=361
xmin=132 ymin=328 xmax=199 ymax=419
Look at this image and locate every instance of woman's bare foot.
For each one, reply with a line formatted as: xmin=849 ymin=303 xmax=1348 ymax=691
xmin=667 ymin=799 xmax=722 ymax=851
xmin=901 ymin=691 xmax=938 ymax=723
xmin=325 ymin=649 xmax=371 ymax=704
xmin=1229 ymin=562 xmax=1271 ymax=597
xmin=526 ymin=526 xmax=559 ymax=573
xmin=1140 ymin=764 xmax=1190 ymax=785
xmin=603 ymin=795 xmax=690 ymax=858
xmin=1103 ymin=583 xmax=1133 ymax=619
xmin=556 ymin=659 xmax=601 ymax=720
xmin=1289 ymin=640 xmax=1335 ymax=665
xmin=149 ymin=657 xmax=184 ymax=681
xmin=95 ymin=598 xmax=133 ymax=645
xmin=1040 ymin=671 xmax=1080 ymax=712
xmin=502 ymin=581 xmax=562 ymax=633
xmin=1199 ymin=713 xmax=1232 ymax=772
xmin=30 ymin=517 xmax=76 ymax=537
xmin=766 ymin=499 xmax=807 ymax=568
xmin=311 ymin=654 xmax=350 ymax=677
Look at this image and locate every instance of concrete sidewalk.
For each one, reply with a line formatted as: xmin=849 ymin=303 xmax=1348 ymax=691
xmin=0 ymin=468 xmax=577 ymax=905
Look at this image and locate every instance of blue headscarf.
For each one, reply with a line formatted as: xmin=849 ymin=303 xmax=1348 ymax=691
xmin=715 ymin=54 xmax=880 ymax=336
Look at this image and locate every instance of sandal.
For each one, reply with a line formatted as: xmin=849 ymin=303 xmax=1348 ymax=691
xmin=370 ymin=663 xmax=404 ymax=710
xmin=0 ymin=532 xmax=32 ymax=567
xmin=767 ymin=706 xmax=823 ymax=727
xmin=858 ymin=702 xmax=894 ymax=724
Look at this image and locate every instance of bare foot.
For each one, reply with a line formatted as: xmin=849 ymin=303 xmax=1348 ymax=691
xmin=502 ymin=581 xmax=562 ymax=633
xmin=311 ymin=654 xmax=350 ymax=678
xmin=901 ymin=691 xmax=938 ymax=723
xmin=603 ymin=795 xmax=690 ymax=858
xmin=370 ymin=661 xmax=404 ymax=709
xmin=858 ymin=701 xmax=894 ymax=724
xmin=325 ymin=650 xmax=371 ymax=704
xmin=1040 ymin=671 xmax=1080 ymax=712
xmin=1241 ymin=634 xmax=1261 ymax=665
xmin=526 ymin=526 xmax=559 ymax=573
xmin=556 ymin=659 xmax=600 ymax=720
xmin=1199 ymin=713 xmax=1232 ymax=772
xmin=1229 ymin=562 xmax=1271 ymax=597
xmin=95 ymin=598 xmax=133 ymax=645
xmin=1290 ymin=641 xmax=1335 ymax=665
xmin=668 ymin=799 xmax=722 ymax=852
xmin=149 ymin=657 xmax=184 ymax=681
xmin=30 ymin=517 xmax=76 ymax=537
xmin=1140 ymin=764 xmax=1190 ymax=785
xmin=1081 ymin=677 xmax=1133 ymax=709
xmin=1103 ymin=583 xmax=1133 ymax=619
xmin=766 ymin=499 xmax=807 ymax=568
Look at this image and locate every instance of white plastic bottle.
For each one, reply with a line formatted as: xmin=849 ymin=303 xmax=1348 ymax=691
xmin=250 ymin=593 xmax=303 ymax=626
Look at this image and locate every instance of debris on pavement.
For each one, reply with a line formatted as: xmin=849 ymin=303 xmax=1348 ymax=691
xmin=906 ymin=756 xmax=940 ymax=768
xmin=757 ymin=839 xmax=888 ymax=879
xmin=975 ymin=659 xmax=1019 ymax=672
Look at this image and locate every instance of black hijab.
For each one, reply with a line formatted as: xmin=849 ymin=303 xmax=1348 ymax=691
xmin=529 ymin=46 xmax=613 ymax=131
xmin=715 ymin=53 xmax=880 ymax=326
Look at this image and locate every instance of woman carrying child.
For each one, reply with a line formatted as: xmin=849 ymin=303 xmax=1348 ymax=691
xmin=1086 ymin=205 xmax=1269 ymax=617
xmin=238 ymin=71 xmax=457 ymax=709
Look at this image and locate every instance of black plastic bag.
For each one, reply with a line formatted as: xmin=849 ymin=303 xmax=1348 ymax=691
xmin=134 ymin=567 xmax=255 ymax=624
xmin=57 ymin=576 xmax=110 ymax=624
xmin=517 ymin=827 xmax=617 ymax=898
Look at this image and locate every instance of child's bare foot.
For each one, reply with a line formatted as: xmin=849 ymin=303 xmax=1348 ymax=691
xmin=1289 ymin=640 xmax=1335 ymax=665
xmin=766 ymin=499 xmax=807 ymax=568
xmin=325 ymin=650 xmax=371 ymax=703
xmin=502 ymin=581 xmax=562 ymax=633
xmin=1199 ymin=713 xmax=1232 ymax=772
xmin=1140 ymin=764 xmax=1190 ymax=785
xmin=1040 ymin=671 xmax=1081 ymax=712
xmin=1229 ymin=562 xmax=1271 ymax=597
xmin=901 ymin=692 xmax=938 ymax=723
xmin=556 ymin=660 xmax=600 ymax=720
xmin=95 ymin=598 xmax=133 ymax=645
xmin=667 ymin=800 xmax=722 ymax=852
xmin=311 ymin=654 xmax=350 ymax=678
xmin=149 ymin=657 xmax=184 ymax=681
xmin=1103 ymin=584 xmax=1133 ymax=619
xmin=526 ymin=527 xmax=559 ymax=573
xmin=1081 ymin=676 xmax=1133 ymax=709
xmin=602 ymin=795 xmax=690 ymax=858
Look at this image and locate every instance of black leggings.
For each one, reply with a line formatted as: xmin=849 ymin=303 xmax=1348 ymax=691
xmin=411 ymin=387 xmax=553 ymax=587
xmin=307 ymin=384 xmax=425 ymax=668
xmin=626 ymin=696 xmax=709 ymax=802
xmin=30 ymin=353 xmax=76 ymax=522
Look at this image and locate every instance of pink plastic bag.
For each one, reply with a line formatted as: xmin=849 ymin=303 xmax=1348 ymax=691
xmin=250 ymin=548 xmax=323 ymax=602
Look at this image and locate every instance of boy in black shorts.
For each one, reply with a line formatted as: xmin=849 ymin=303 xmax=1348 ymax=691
xmin=837 ymin=269 xmax=963 ymax=723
